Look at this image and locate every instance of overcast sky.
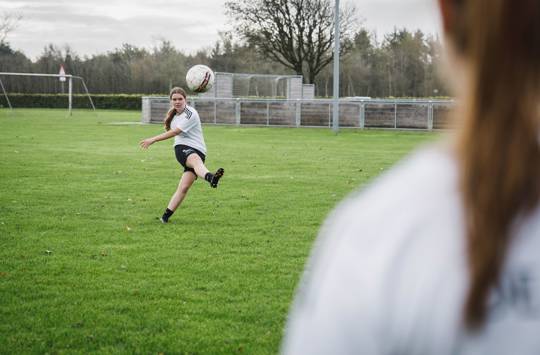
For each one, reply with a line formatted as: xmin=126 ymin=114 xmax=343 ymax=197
xmin=2 ymin=0 xmax=441 ymax=60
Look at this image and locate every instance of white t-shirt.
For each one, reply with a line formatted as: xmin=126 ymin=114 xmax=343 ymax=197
xmin=282 ymin=145 xmax=540 ymax=355
xmin=170 ymin=105 xmax=207 ymax=155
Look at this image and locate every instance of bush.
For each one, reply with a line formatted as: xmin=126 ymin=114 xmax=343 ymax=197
xmin=3 ymin=94 xmax=144 ymax=110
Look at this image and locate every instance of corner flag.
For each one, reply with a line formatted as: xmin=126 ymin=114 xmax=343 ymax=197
xmin=59 ymin=65 xmax=66 ymax=82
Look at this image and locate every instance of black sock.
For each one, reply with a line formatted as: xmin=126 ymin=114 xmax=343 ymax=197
xmin=162 ymin=208 xmax=174 ymax=222
xmin=205 ymin=172 xmax=214 ymax=183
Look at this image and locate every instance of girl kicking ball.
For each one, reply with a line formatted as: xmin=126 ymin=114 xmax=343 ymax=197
xmin=140 ymin=87 xmax=224 ymax=223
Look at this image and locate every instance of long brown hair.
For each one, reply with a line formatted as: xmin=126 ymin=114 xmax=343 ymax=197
xmin=164 ymin=87 xmax=187 ymax=131
xmin=447 ymin=0 xmax=540 ymax=328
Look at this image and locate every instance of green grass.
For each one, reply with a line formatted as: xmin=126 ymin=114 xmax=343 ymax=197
xmin=0 ymin=109 xmax=437 ymax=354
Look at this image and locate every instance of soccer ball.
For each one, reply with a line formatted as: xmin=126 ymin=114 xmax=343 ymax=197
xmin=185 ymin=64 xmax=215 ymax=93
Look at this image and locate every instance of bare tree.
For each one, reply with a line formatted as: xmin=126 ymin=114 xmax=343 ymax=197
xmin=0 ymin=12 xmax=22 ymax=44
xmin=225 ymin=0 xmax=357 ymax=84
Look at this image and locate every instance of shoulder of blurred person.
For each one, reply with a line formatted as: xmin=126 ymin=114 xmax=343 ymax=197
xmin=282 ymin=144 xmax=540 ymax=355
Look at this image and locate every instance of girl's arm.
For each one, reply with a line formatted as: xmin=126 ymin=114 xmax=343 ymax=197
xmin=139 ymin=128 xmax=181 ymax=149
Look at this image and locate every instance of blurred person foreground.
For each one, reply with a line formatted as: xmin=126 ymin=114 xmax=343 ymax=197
xmin=282 ymin=0 xmax=540 ymax=354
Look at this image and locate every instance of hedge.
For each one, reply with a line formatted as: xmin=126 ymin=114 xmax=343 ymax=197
xmin=1 ymin=94 xmax=145 ymax=110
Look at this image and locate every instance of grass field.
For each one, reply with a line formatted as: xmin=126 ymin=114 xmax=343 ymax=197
xmin=0 ymin=109 xmax=437 ymax=354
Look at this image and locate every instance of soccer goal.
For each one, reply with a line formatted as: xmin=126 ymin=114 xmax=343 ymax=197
xmin=199 ymin=72 xmax=308 ymax=99
xmin=0 ymin=72 xmax=96 ymax=115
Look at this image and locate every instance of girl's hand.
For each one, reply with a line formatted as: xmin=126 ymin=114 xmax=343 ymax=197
xmin=139 ymin=138 xmax=154 ymax=149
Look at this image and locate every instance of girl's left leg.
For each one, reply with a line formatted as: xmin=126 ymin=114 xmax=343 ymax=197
xmin=186 ymin=154 xmax=210 ymax=178
xmin=186 ymin=154 xmax=224 ymax=188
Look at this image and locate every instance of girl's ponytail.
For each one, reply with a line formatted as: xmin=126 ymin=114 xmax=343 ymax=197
xmin=451 ymin=0 xmax=540 ymax=328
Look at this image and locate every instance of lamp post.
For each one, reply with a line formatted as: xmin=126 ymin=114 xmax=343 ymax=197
xmin=332 ymin=0 xmax=340 ymax=132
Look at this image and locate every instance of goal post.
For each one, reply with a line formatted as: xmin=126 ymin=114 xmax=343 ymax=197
xmin=0 ymin=72 xmax=96 ymax=115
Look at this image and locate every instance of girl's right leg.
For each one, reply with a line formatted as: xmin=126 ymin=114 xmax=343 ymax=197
xmin=161 ymin=171 xmax=197 ymax=223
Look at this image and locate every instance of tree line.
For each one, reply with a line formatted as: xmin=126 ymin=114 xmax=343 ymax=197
xmin=0 ymin=1 xmax=448 ymax=98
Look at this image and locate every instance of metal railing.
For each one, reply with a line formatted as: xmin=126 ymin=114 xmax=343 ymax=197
xmin=142 ymin=97 xmax=454 ymax=130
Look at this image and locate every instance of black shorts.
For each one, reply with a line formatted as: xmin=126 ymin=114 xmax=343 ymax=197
xmin=174 ymin=144 xmax=206 ymax=174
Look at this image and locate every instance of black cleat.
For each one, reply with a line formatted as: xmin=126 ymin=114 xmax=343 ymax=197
xmin=210 ymin=168 xmax=224 ymax=188
xmin=159 ymin=216 xmax=169 ymax=224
